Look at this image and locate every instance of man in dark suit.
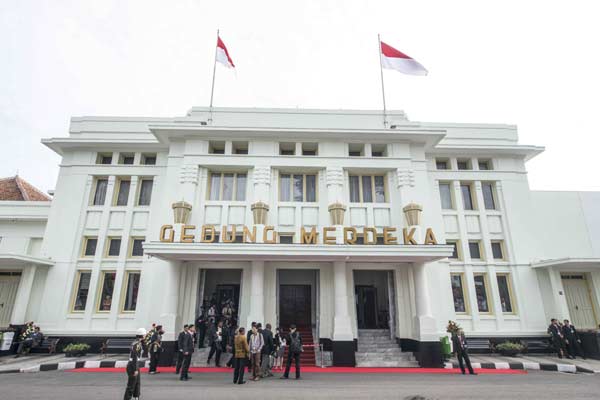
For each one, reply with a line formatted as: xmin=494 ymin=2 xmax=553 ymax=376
xmin=548 ymin=318 xmax=568 ymax=358
xmin=180 ymin=325 xmax=195 ymax=381
xmin=260 ymin=323 xmax=274 ymax=377
xmin=175 ymin=325 xmax=188 ymax=375
xmin=563 ymin=319 xmax=585 ymax=359
xmin=451 ymin=330 xmax=476 ymax=375
xmin=281 ymin=324 xmax=303 ymax=380
xmin=15 ymin=326 xmax=44 ymax=357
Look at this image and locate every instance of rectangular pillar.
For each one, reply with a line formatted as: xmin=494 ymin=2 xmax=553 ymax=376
xmin=11 ymin=265 xmax=37 ymax=324
xmin=413 ymin=262 xmax=443 ymax=368
xmin=331 ymin=261 xmax=355 ymax=366
xmin=246 ymin=260 xmax=265 ymax=329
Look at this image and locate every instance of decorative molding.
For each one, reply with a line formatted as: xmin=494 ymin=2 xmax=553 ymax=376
xmin=179 ymin=164 xmax=199 ymax=185
xmin=253 ymin=165 xmax=271 ymax=186
xmin=326 ymin=167 xmax=344 ymax=187
xmin=396 ymin=168 xmax=415 ymax=188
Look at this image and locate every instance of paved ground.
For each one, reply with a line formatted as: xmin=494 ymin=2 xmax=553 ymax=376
xmin=466 ymin=354 xmax=600 ymax=372
xmin=0 ymin=370 xmax=598 ymax=400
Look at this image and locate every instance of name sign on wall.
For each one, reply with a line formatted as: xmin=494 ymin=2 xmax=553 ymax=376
xmin=159 ymin=224 xmax=438 ymax=245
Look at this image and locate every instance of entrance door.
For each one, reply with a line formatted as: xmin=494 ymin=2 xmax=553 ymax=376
xmin=280 ymin=285 xmax=311 ymax=328
xmin=0 ymin=274 xmax=21 ymax=328
xmin=562 ymin=274 xmax=598 ymax=329
xmin=356 ymin=285 xmax=378 ymax=329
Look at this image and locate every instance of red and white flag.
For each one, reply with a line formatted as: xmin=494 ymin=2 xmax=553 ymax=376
xmin=216 ymin=36 xmax=235 ymax=68
xmin=380 ymin=41 xmax=427 ymax=76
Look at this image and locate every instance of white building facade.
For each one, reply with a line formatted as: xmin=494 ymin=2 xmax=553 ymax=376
xmin=1 ymin=107 xmax=599 ymax=366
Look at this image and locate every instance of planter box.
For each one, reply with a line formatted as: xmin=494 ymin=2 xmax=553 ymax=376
xmin=498 ymin=349 xmax=521 ymax=357
xmin=65 ymin=351 xmax=87 ymax=358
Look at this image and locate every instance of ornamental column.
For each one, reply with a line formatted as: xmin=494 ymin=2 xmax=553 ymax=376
xmin=412 ymin=262 xmax=443 ymax=367
xmin=159 ymin=259 xmax=182 ymax=341
xmin=331 ymin=261 xmax=356 ymax=366
xmin=246 ymin=261 xmax=265 ymax=328
xmin=10 ymin=265 xmax=37 ymax=324
xmin=326 ymin=167 xmax=346 ymax=243
xmin=251 ymin=166 xmax=271 ymax=242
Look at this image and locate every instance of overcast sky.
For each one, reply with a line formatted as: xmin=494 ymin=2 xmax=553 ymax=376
xmin=1 ymin=0 xmax=599 ymax=193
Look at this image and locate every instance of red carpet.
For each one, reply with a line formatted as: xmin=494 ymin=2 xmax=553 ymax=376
xmin=69 ymin=366 xmax=526 ymax=375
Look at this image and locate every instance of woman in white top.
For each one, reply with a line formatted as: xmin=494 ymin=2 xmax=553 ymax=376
xmin=273 ymin=327 xmax=286 ymax=371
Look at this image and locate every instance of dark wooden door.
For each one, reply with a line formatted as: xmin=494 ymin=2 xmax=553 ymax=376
xmin=279 ymin=285 xmax=311 ymax=328
xmin=356 ymin=285 xmax=378 ymax=329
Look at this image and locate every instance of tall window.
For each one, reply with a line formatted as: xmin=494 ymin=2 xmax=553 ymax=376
xmin=122 ymin=271 xmax=141 ymax=312
xmin=468 ymin=241 xmax=482 ymax=260
xmin=106 ymin=237 xmax=121 ymax=257
xmin=491 ymin=241 xmax=505 ymax=260
xmin=130 ymin=238 xmax=145 ymax=257
xmin=349 ymin=175 xmax=386 ymax=203
xmin=439 ymin=183 xmax=453 ymax=209
xmin=460 ymin=183 xmax=475 ymax=210
xmin=446 ymin=240 xmax=460 ymax=260
xmin=114 ymin=179 xmax=130 ymax=206
xmin=92 ymin=178 xmax=108 ymax=205
xmin=474 ymin=274 xmax=490 ymax=313
xmin=497 ymin=274 xmax=514 ymax=313
xmin=482 ymin=182 xmax=496 ymax=210
xmin=208 ymin=172 xmax=247 ymax=201
xmin=279 ymin=174 xmax=317 ymax=202
xmin=137 ymin=179 xmax=153 ymax=206
xmin=83 ymin=237 xmax=98 ymax=257
xmin=97 ymin=271 xmax=116 ymax=312
xmin=451 ymin=274 xmax=468 ymax=313
xmin=71 ymin=271 xmax=91 ymax=312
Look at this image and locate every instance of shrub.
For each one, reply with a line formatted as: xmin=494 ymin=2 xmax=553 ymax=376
xmin=63 ymin=343 xmax=91 ymax=353
xmin=495 ymin=341 xmax=524 ymax=352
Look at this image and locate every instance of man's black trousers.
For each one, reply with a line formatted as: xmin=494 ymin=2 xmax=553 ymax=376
xmin=207 ymin=342 xmax=222 ymax=365
xmin=149 ymin=351 xmax=160 ymax=373
xmin=233 ymin=358 xmax=246 ymax=383
xmin=283 ymin=351 xmax=301 ymax=378
xmin=123 ymin=363 xmax=140 ymax=400
xmin=457 ymin=351 xmax=475 ymax=374
xmin=175 ymin=351 xmax=183 ymax=374
xmin=180 ymin=353 xmax=192 ymax=379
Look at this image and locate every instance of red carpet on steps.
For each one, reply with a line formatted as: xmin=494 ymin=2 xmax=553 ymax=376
xmin=69 ymin=366 xmax=526 ymax=375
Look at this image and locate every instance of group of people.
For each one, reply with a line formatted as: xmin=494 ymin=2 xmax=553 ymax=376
xmin=547 ymin=318 xmax=586 ymax=359
xmin=13 ymin=321 xmax=44 ymax=358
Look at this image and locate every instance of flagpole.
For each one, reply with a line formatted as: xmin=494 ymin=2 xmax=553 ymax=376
xmin=377 ymin=34 xmax=388 ymax=128
xmin=208 ymin=29 xmax=219 ymax=124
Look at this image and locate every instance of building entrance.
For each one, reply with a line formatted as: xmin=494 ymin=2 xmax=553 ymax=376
xmin=0 ymin=272 xmax=21 ymax=328
xmin=562 ymin=274 xmax=598 ymax=329
xmin=280 ymin=285 xmax=311 ymax=328
xmin=197 ymin=269 xmax=242 ymax=325
xmin=353 ymin=270 xmax=394 ymax=330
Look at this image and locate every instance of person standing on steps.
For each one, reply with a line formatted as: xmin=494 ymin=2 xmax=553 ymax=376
xmin=124 ymin=328 xmax=145 ymax=400
xmin=233 ymin=327 xmax=250 ymax=384
xmin=207 ymin=320 xmax=224 ymax=367
xmin=175 ymin=324 xmax=188 ymax=375
xmin=180 ymin=324 xmax=195 ymax=381
xmin=281 ymin=324 xmax=303 ymax=380
xmin=451 ymin=329 xmax=477 ymax=375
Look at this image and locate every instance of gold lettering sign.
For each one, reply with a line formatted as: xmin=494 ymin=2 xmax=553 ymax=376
xmin=403 ymin=227 xmax=417 ymax=245
xmin=159 ymin=225 xmax=174 ymax=242
xmin=323 ymin=227 xmax=336 ymax=245
xmin=343 ymin=227 xmax=357 ymax=245
xmin=263 ymin=226 xmax=276 ymax=244
xmin=159 ymin=224 xmax=439 ymax=246
xmin=301 ymin=227 xmax=318 ymax=244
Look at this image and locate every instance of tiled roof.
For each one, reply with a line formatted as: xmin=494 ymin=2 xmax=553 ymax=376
xmin=0 ymin=176 xmax=51 ymax=201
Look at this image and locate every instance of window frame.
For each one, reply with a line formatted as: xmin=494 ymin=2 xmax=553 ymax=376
xmin=137 ymin=178 xmax=154 ymax=206
xmin=450 ymin=273 xmax=470 ymax=314
xmin=468 ymin=240 xmax=483 ymax=261
xmin=70 ymin=270 xmax=92 ymax=313
xmin=371 ymin=144 xmax=388 ymax=157
xmin=129 ymin=237 xmax=145 ymax=258
xmin=279 ymin=142 xmax=296 ymax=155
xmin=482 ymin=182 xmax=497 ymax=210
xmin=91 ymin=177 xmax=109 ymax=206
xmin=473 ymin=273 xmax=493 ymax=314
xmin=439 ymin=182 xmax=454 ymax=210
xmin=119 ymin=153 xmax=135 ymax=165
xmin=478 ymin=159 xmax=492 ymax=170
xmin=491 ymin=240 xmax=505 ymax=260
xmin=460 ymin=182 xmax=476 ymax=210
xmin=435 ymin=158 xmax=449 ymax=170
xmin=120 ymin=270 xmax=141 ymax=313
xmin=348 ymin=174 xmax=387 ymax=203
xmin=457 ymin=159 xmax=472 ymax=170
xmin=82 ymin=236 xmax=98 ymax=258
xmin=278 ymin=173 xmax=318 ymax=202
xmin=208 ymin=140 xmax=226 ymax=154
xmin=301 ymin=142 xmax=318 ymax=156
xmin=105 ymin=237 xmax=122 ymax=258
xmin=348 ymin=143 xmax=365 ymax=157
xmin=96 ymin=153 xmax=113 ymax=165
xmin=446 ymin=240 xmax=462 ymax=261
xmin=113 ymin=177 xmax=131 ymax=206
xmin=95 ymin=270 xmax=117 ymax=313
xmin=207 ymin=172 xmax=248 ymax=201
xmin=141 ymin=153 xmax=157 ymax=165
xmin=496 ymin=273 xmax=516 ymax=314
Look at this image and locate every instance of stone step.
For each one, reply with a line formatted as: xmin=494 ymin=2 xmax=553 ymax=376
xmin=355 ymin=355 xmax=415 ymax=362
xmin=356 ymin=360 xmax=419 ymax=368
xmin=356 ymin=348 xmax=404 ymax=354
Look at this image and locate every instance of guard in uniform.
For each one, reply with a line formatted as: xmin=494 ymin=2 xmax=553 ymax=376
xmin=148 ymin=325 xmax=163 ymax=374
xmin=124 ymin=328 xmax=145 ymax=400
xmin=175 ymin=324 xmax=189 ymax=375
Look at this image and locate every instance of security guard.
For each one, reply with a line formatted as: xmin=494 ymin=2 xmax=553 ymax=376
xmin=148 ymin=325 xmax=163 ymax=374
xmin=124 ymin=328 xmax=145 ymax=400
